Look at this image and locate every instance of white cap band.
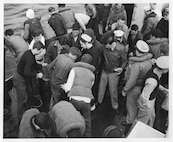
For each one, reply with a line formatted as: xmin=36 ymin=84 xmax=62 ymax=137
xmin=156 ymin=56 xmax=169 ymax=69
xmin=26 ymin=9 xmax=35 ymax=19
xmin=81 ymin=34 xmax=92 ymax=42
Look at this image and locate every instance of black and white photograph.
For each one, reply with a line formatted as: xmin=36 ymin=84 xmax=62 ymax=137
xmin=3 ymin=0 xmax=172 ymax=141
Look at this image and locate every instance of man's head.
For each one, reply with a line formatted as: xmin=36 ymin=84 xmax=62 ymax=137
xmin=150 ymin=3 xmax=157 ymax=10
xmin=103 ymin=125 xmax=124 ymax=138
xmin=113 ymin=30 xmax=124 ymax=43
xmin=32 ymin=41 xmax=44 ymax=55
xmin=130 ymin=24 xmax=138 ymax=35
xmin=101 ymin=30 xmax=114 ymax=45
xmin=162 ymin=7 xmax=169 ymax=20
xmin=80 ymin=54 xmax=93 ymax=64
xmin=155 ymin=56 xmax=169 ymax=74
xmin=32 ymin=29 xmax=42 ymax=41
xmin=72 ymin=22 xmax=81 ymax=37
xmin=101 ymin=30 xmax=115 ymax=50
xmin=80 ymin=28 xmax=95 ymax=49
xmin=31 ymin=112 xmax=53 ymax=136
xmin=151 ymin=29 xmax=162 ymax=39
xmin=66 ymin=128 xmax=82 ymax=138
xmin=26 ymin=9 xmax=35 ymax=19
xmin=143 ymin=5 xmax=152 ymax=15
xmin=160 ymin=41 xmax=169 ymax=56
xmin=69 ymin=47 xmax=82 ymax=60
xmin=48 ymin=6 xmax=56 ymax=14
xmin=135 ymin=40 xmax=149 ymax=57
xmin=4 ymin=29 xmax=14 ymax=37
xmin=117 ymin=15 xmax=126 ymax=25
xmin=114 ymin=3 xmax=122 ymax=9
xmin=58 ymin=4 xmax=66 ymax=8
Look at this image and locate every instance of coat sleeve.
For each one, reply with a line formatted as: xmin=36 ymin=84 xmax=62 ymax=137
xmin=120 ymin=49 xmax=127 ymax=69
xmin=48 ymin=57 xmax=57 ymax=70
xmin=23 ymin=24 xmax=30 ymax=41
xmin=23 ymin=59 xmax=37 ymax=78
xmin=142 ymin=18 xmax=154 ymax=37
xmin=44 ymin=42 xmax=54 ymax=63
xmin=123 ymin=64 xmax=140 ymax=92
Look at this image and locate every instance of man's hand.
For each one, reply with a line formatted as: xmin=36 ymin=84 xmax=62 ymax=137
xmin=36 ymin=72 xmax=43 ymax=78
xmin=122 ymin=90 xmax=127 ymax=97
xmin=60 ymin=83 xmax=69 ymax=93
xmin=114 ymin=68 xmax=123 ymax=75
xmin=138 ymin=95 xmax=150 ymax=109
xmin=105 ymin=25 xmax=109 ymax=31
xmin=42 ymin=63 xmax=48 ymax=67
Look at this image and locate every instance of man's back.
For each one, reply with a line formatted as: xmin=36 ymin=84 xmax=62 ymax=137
xmin=82 ymin=40 xmax=102 ymax=72
xmin=58 ymin=7 xmax=75 ymax=29
xmin=7 ymin=35 xmax=29 ymax=55
xmin=134 ymin=60 xmax=153 ymax=85
xmin=24 ymin=18 xmax=44 ymax=43
xmin=50 ymin=54 xmax=74 ymax=84
xmin=124 ymin=59 xmax=152 ymax=91
xmin=17 ymin=50 xmax=41 ymax=78
xmin=141 ymin=12 xmax=158 ymax=40
xmin=48 ymin=13 xmax=67 ymax=37
xmin=18 ymin=109 xmax=44 ymax=138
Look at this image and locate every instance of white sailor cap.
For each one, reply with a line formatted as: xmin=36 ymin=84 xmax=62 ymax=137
xmin=81 ymin=34 xmax=92 ymax=42
xmin=26 ymin=9 xmax=35 ymax=19
xmin=143 ymin=5 xmax=151 ymax=12
xmin=136 ymin=40 xmax=149 ymax=53
xmin=156 ymin=56 xmax=169 ymax=69
xmin=81 ymin=28 xmax=96 ymax=43
xmin=114 ymin=30 xmax=124 ymax=37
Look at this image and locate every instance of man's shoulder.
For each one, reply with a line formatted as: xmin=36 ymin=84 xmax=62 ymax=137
xmin=133 ymin=59 xmax=152 ymax=67
xmin=116 ymin=42 xmax=126 ymax=50
xmin=56 ymin=54 xmax=67 ymax=60
xmin=22 ymin=50 xmax=33 ymax=60
xmin=94 ymin=40 xmax=102 ymax=48
xmin=48 ymin=40 xmax=58 ymax=47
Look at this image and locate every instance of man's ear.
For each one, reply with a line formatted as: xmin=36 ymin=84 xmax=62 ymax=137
xmin=31 ymin=117 xmax=41 ymax=130
xmin=74 ymin=55 xmax=78 ymax=60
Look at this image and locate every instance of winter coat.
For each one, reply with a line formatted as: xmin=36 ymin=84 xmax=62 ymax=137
xmin=82 ymin=40 xmax=102 ymax=75
xmin=5 ymin=35 xmax=29 ymax=62
xmin=44 ymin=40 xmax=69 ymax=63
xmin=102 ymin=43 xmax=127 ymax=73
xmin=141 ymin=12 xmax=158 ymax=41
xmin=49 ymin=54 xmax=74 ymax=85
xmin=156 ymin=18 xmax=169 ymax=38
xmin=127 ymin=31 xmax=143 ymax=54
xmin=51 ymin=101 xmax=86 ymax=137
xmin=58 ymin=7 xmax=75 ymax=29
xmin=68 ymin=62 xmax=95 ymax=99
xmin=48 ymin=13 xmax=67 ymax=37
xmin=107 ymin=5 xmax=127 ymax=26
xmin=18 ymin=108 xmax=46 ymax=138
xmin=123 ymin=59 xmax=153 ymax=92
xmin=62 ymin=33 xmax=82 ymax=50
xmin=147 ymin=38 xmax=168 ymax=59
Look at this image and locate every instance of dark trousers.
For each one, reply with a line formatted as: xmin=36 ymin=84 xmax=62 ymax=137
xmin=70 ymin=99 xmax=91 ymax=137
xmin=45 ymin=36 xmax=58 ymax=49
xmin=12 ymin=69 xmax=27 ymax=124
xmin=26 ymin=78 xmax=40 ymax=109
xmin=39 ymin=79 xmax=52 ymax=112
xmin=154 ymin=90 xmax=168 ymax=133
xmin=159 ymin=108 xmax=168 ymax=134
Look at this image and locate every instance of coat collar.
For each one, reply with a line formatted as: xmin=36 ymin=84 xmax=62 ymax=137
xmin=73 ymin=62 xmax=95 ymax=72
